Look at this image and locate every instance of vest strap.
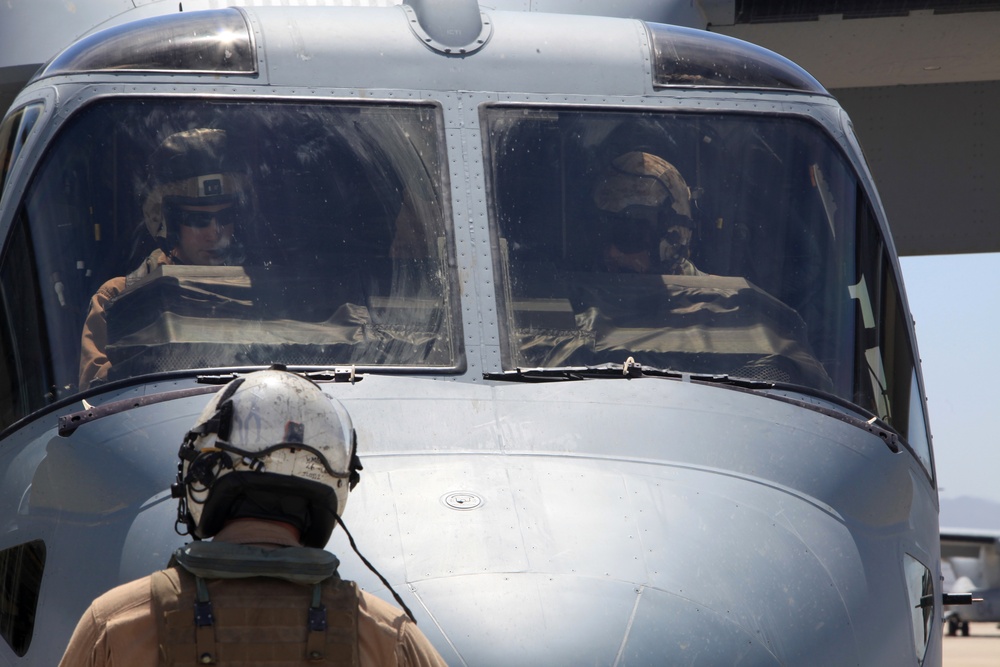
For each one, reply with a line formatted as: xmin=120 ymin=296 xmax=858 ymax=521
xmin=306 ymin=584 xmax=328 ymax=661
xmin=194 ymin=577 xmax=218 ymax=664
xmin=150 ymin=547 xmax=359 ymax=666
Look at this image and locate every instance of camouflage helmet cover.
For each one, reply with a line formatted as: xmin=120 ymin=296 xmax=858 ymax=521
xmin=593 ymin=151 xmax=692 ymax=219
xmin=142 ymin=128 xmax=249 ymax=241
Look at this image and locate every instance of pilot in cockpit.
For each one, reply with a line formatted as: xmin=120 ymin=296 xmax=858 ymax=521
xmin=593 ymin=151 xmax=704 ymax=276
xmin=79 ymin=128 xmax=252 ymax=388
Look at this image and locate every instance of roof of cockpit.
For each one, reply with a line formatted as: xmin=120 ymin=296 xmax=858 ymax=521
xmin=37 ymin=6 xmax=655 ymax=96
xmin=32 ymin=4 xmax=826 ymax=98
xmin=257 ymin=6 xmax=653 ymax=95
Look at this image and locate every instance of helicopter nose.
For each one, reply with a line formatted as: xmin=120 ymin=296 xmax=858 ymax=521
xmin=414 ymin=572 xmax=785 ymax=666
xmin=362 ymin=465 xmax=867 ymax=667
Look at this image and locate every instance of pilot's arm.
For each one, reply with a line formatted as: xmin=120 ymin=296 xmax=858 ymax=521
xmin=79 ymin=249 xmax=171 ymax=388
xmin=79 ymin=278 xmax=124 ymax=389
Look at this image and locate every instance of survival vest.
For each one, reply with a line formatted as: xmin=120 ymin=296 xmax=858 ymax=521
xmin=150 ymin=542 xmax=360 ymax=666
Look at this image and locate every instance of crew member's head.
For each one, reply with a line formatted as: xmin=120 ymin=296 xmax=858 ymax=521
xmin=173 ymin=369 xmax=362 ymax=548
xmin=143 ymin=128 xmax=250 ymax=265
xmin=593 ymin=151 xmax=695 ymax=274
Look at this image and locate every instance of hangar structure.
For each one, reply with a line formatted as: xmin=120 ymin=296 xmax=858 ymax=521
xmin=710 ymin=0 xmax=1000 ymax=257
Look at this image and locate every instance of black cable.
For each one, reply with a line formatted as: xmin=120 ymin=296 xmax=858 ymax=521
xmin=336 ymin=515 xmax=417 ymax=624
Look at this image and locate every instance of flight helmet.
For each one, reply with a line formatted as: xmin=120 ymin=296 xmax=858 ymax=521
xmin=593 ymin=151 xmax=692 ymax=217
xmin=593 ymin=151 xmax=696 ymax=271
xmin=173 ymin=369 xmax=361 ymax=548
xmin=143 ymin=128 xmax=252 ymax=254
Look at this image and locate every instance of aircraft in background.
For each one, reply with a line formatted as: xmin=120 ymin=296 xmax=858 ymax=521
xmin=0 ymin=0 xmax=945 ymax=664
xmin=940 ymin=530 xmax=1000 ymax=636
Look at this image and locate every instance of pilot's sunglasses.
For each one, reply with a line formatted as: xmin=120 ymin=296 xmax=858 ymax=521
xmin=170 ymin=205 xmax=239 ymax=229
xmin=611 ymin=206 xmax=660 ymax=227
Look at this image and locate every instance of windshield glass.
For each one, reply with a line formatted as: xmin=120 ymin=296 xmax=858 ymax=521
xmin=14 ymin=98 xmax=457 ymax=393
xmin=485 ymin=106 xmax=923 ymax=442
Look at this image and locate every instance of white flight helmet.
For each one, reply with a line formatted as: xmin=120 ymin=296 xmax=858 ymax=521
xmin=173 ymin=369 xmax=361 ymax=548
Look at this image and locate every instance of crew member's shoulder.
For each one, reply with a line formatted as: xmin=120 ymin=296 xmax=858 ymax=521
xmin=88 ymin=575 xmax=154 ymax=626
xmin=93 ymin=276 xmax=127 ymax=303
xmin=94 ymin=249 xmax=170 ymax=300
xmin=357 ymin=589 xmax=410 ymax=630
xmin=356 ymin=589 xmax=447 ymax=666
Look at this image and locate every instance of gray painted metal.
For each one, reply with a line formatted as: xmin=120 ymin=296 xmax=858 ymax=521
xmin=402 ymin=0 xmax=492 ymax=53
xmin=4 ymin=375 xmax=937 ymax=665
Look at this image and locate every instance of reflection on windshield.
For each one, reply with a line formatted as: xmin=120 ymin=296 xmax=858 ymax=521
xmin=0 ymin=98 xmax=928 ymax=455
xmin=20 ymin=99 xmax=458 ymax=391
xmin=485 ymin=107 xmax=922 ymax=442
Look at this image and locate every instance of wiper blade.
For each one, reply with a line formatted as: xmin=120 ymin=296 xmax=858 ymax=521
xmin=59 ymin=367 xmax=364 ymax=436
xmin=483 ymin=357 xmax=777 ymax=389
xmin=484 ymin=363 xmax=646 ymax=382
xmin=484 ymin=360 xmax=774 ymax=387
xmin=484 ymin=362 xmax=901 ymax=453
xmin=195 ymin=366 xmax=363 ymax=385
xmin=58 ymin=385 xmax=221 ymax=436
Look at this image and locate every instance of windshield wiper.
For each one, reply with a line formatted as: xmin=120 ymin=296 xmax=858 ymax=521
xmin=58 ymin=384 xmax=222 ymax=436
xmin=195 ymin=366 xmax=363 ymax=385
xmin=58 ymin=366 xmax=363 ymax=436
xmin=484 ymin=363 xmax=645 ymax=382
xmin=483 ymin=360 xmax=773 ymax=388
xmin=483 ymin=362 xmax=900 ymax=453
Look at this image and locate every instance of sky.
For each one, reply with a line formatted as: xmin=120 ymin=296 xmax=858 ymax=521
xmin=899 ymin=253 xmax=1000 ymax=504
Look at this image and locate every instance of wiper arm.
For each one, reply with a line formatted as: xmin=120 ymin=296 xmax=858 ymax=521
xmin=303 ymin=367 xmax=364 ymax=383
xmin=58 ymin=384 xmax=221 ymax=436
xmin=484 ymin=363 xmax=900 ymax=452
xmin=484 ymin=359 xmax=774 ymax=387
xmin=58 ymin=367 xmax=363 ymax=436
xmin=196 ymin=366 xmax=363 ymax=385
xmin=482 ymin=364 xmax=640 ymax=382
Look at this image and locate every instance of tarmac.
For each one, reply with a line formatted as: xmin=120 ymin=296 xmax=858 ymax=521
xmin=943 ymin=622 xmax=1000 ymax=666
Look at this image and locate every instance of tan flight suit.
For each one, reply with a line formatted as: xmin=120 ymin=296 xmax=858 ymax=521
xmin=79 ymin=250 xmax=171 ymax=389
xmin=58 ymin=522 xmax=447 ymax=667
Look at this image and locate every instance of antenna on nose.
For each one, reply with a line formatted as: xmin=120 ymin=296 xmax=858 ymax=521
xmin=402 ymin=0 xmax=493 ymax=55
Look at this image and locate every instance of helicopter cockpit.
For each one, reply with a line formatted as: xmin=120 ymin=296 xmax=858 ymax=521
xmin=0 ymin=95 xmax=932 ymax=467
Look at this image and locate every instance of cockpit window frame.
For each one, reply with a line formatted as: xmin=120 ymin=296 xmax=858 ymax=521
xmin=0 ymin=92 xmax=464 ymax=428
xmin=480 ymin=101 xmax=929 ymax=467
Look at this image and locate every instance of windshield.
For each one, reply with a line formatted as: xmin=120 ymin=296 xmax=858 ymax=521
xmin=485 ymin=106 xmax=927 ymax=449
xmin=6 ymin=98 xmax=457 ymax=397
